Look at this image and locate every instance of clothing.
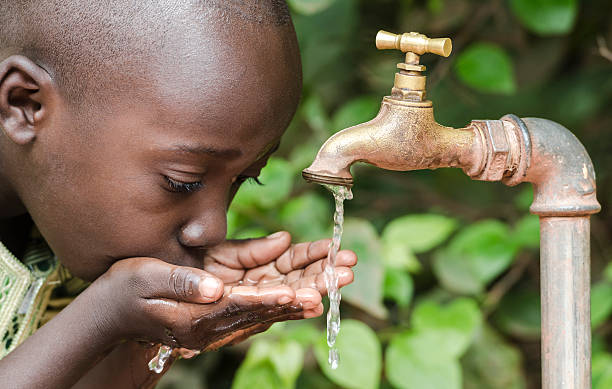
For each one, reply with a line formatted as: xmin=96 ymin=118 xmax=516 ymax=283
xmin=0 ymin=232 xmax=88 ymax=359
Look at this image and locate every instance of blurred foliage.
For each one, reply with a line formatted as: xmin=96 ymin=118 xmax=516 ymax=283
xmin=159 ymin=0 xmax=612 ymax=388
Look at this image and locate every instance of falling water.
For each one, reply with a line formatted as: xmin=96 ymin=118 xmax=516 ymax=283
xmin=322 ymin=184 xmax=353 ymax=370
xmin=148 ymin=345 xmax=173 ymax=373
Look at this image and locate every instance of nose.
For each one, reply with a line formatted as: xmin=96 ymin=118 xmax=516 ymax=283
xmin=178 ymin=208 xmax=227 ymax=249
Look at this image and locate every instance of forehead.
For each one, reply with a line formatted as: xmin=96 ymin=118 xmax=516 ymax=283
xmin=137 ymin=21 xmax=301 ymax=150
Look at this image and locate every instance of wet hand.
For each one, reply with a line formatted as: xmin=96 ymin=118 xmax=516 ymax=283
xmin=199 ymin=231 xmax=357 ymax=349
xmin=91 ymin=257 xmax=313 ymax=351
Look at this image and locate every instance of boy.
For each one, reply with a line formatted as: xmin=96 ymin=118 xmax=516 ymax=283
xmin=0 ymin=1 xmax=357 ymax=388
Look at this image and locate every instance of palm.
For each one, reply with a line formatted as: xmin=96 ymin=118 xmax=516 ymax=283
xmin=203 ymin=232 xmax=355 ymax=295
xmin=194 ymin=232 xmax=356 ymax=351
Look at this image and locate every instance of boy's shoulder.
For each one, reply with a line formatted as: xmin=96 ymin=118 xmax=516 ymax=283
xmin=0 ymin=231 xmax=82 ymax=359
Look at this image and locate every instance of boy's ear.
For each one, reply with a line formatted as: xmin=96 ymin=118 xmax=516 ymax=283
xmin=0 ymin=55 xmax=55 ymax=145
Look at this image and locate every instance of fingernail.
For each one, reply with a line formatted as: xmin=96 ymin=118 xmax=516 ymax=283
xmin=267 ymin=231 xmax=285 ymax=239
xmin=278 ymin=295 xmax=292 ymax=304
xmin=199 ymin=277 xmax=221 ymax=299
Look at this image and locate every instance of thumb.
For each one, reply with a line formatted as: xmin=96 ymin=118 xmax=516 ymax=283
xmin=206 ymin=231 xmax=292 ymax=269
xmin=133 ymin=258 xmax=224 ymax=303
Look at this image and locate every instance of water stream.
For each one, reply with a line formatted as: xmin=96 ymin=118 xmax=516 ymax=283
xmin=322 ymin=184 xmax=353 ymax=370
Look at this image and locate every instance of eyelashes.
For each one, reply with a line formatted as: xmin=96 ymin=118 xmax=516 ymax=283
xmin=163 ymin=176 xmax=204 ymax=193
xmin=163 ymin=175 xmax=263 ymax=194
xmin=243 ymin=176 xmax=264 ymax=186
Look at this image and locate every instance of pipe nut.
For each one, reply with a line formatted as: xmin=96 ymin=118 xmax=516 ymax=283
xmin=471 ymin=120 xmax=510 ymax=181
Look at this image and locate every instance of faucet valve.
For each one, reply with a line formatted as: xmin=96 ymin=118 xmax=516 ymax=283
xmin=376 ymin=31 xmax=452 ymax=102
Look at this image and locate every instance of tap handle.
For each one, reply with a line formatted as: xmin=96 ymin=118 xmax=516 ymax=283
xmin=376 ymin=30 xmax=452 ymax=57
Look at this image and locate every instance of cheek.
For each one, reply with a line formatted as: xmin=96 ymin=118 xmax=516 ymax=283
xmin=23 ymin=153 xmax=182 ymax=279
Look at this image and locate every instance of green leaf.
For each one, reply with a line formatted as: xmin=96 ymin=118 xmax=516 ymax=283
xmin=454 ymin=43 xmax=516 ymax=94
xmin=269 ymin=341 xmax=305 ymax=388
xmin=296 ymin=371 xmax=337 ymax=389
xmin=433 ymin=220 xmax=517 ymax=294
xmin=285 ymin=322 xmax=321 ymax=347
xmin=314 ymin=320 xmax=382 ymax=389
xmin=288 ymin=0 xmax=336 ymax=15
xmin=232 ymin=227 xmax=269 ymax=240
xmin=340 ymin=217 xmax=387 ymax=319
xmin=493 ymin=289 xmax=541 ymax=340
xmin=382 ymin=241 xmax=421 ymax=272
xmin=512 ymin=214 xmax=540 ymax=249
xmin=426 ymin=0 xmax=444 ymax=14
xmin=289 ymin=139 xmax=322 ymax=174
xmin=235 ymin=339 xmax=304 ymax=389
xmin=292 ymin=0 xmax=357 ymax=85
xmin=233 ymin=359 xmax=284 ymax=389
xmin=509 ymin=0 xmax=577 ymax=36
xmin=227 ymin=209 xmax=239 ymax=238
xmin=383 ymin=269 xmax=414 ymax=307
xmin=382 ymin=214 xmax=458 ymax=254
xmin=232 ymin=158 xmax=293 ymax=210
xmin=331 ymin=96 xmax=380 ymax=134
xmin=593 ymin=352 xmax=612 ymax=389
xmin=462 ymin=325 xmax=526 ymax=389
xmin=386 ymin=331 xmax=461 ymax=389
xmin=279 ymin=193 xmax=330 ymax=241
xmin=591 ymin=282 xmax=612 ymax=328
xmin=301 ymin=95 xmax=331 ymax=136
xmin=411 ymin=298 xmax=482 ymax=358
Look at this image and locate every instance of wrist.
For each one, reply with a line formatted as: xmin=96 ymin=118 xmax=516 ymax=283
xmin=69 ymin=280 xmax=125 ymax=349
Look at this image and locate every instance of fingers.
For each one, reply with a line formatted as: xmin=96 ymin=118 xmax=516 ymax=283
xmin=295 ymin=288 xmax=321 ymax=310
xmin=127 ymin=258 xmax=224 ymax=303
xmin=275 ymin=239 xmax=331 ymax=274
xmin=303 ymin=303 xmax=324 ymax=319
xmin=286 ymin=267 xmax=354 ymax=295
xmin=225 ymin=285 xmax=296 ymax=306
xmin=206 ymin=231 xmax=292 ymax=269
xmin=303 ymin=249 xmax=357 ymax=276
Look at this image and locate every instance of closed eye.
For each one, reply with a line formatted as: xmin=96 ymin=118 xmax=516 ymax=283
xmin=163 ymin=176 xmax=204 ymax=193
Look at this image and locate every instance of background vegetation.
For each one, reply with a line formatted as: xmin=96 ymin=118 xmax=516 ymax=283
xmin=159 ymin=0 xmax=612 ymax=388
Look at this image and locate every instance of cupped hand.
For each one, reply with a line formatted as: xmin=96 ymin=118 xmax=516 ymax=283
xmin=198 ymin=231 xmax=357 ymax=350
xmin=91 ymin=232 xmax=356 ymax=352
xmin=92 ymin=257 xmax=299 ymax=352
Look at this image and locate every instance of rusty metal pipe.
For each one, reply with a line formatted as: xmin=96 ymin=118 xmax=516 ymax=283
xmin=515 ymin=117 xmax=599 ymax=389
xmin=540 ymin=217 xmax=591 ymax=389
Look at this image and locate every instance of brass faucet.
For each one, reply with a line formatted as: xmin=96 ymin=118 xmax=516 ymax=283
xmin=302 ymin=31 xmax=482 ymax=187
xmin=303 ymin=31 xmax=601 ymax=389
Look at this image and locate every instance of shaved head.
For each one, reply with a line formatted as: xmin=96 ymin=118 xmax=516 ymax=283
xmin=0 ymin=0 xmax=295 ymax=106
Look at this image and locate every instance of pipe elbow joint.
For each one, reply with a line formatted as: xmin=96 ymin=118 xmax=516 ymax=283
xmin=518 ymin=117 xmax=600 ymax=216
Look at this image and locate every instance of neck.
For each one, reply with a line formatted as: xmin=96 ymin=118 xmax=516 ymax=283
xmin=0 ymin=171 xmax=26 ymax=219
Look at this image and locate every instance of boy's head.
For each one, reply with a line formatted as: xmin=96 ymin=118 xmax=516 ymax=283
xmin=0 ymin=0 xmax=302 ymax=280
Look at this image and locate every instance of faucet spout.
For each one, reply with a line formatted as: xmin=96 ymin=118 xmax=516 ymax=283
xmin=302 ymin=97 xmax=481 ymax=186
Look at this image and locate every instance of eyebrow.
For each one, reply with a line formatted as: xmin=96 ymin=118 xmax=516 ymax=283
xmin=164 ymin=144 xmax=243 ymax=158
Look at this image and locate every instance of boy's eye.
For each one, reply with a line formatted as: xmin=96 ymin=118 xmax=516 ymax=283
xmin=163 ymin=176 xmax=204 ymax=193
